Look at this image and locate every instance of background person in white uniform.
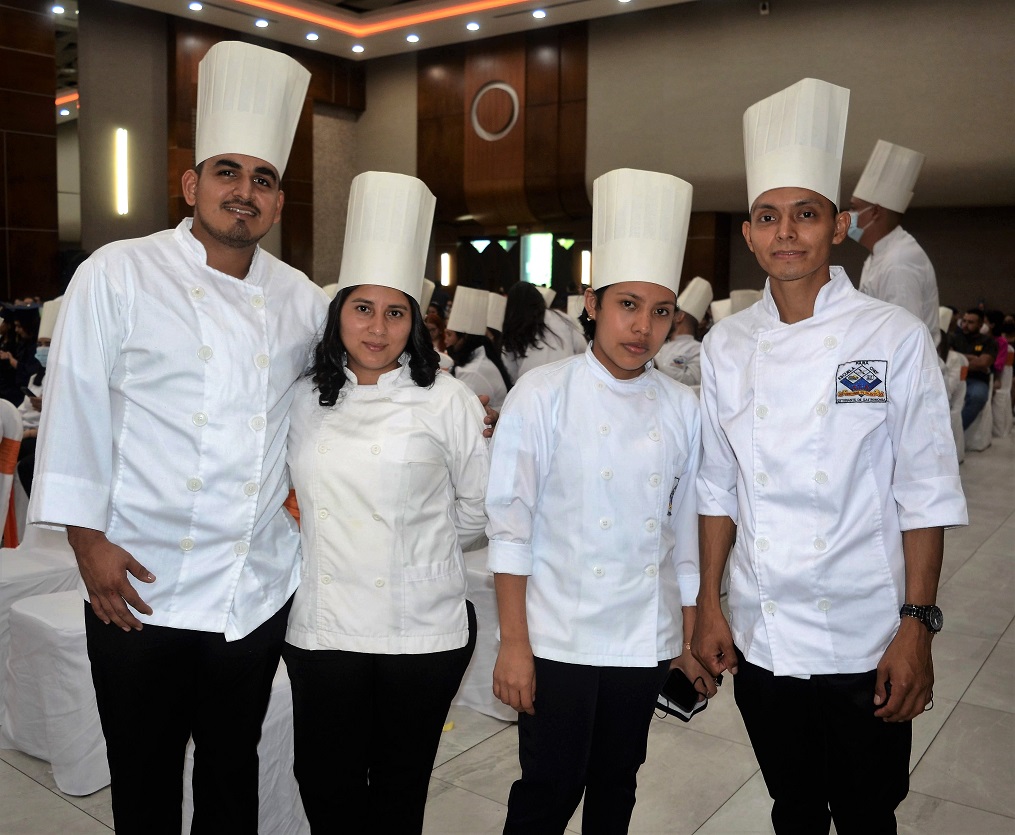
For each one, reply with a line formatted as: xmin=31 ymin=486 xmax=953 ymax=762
xmin=848 ymin=140 xmax=940 ymax=343
xmin=500 ymin=280 xmax=586 ymax=384
xmin=283 ymin=173 xmax=489 ymax=834
xmin=653 ymin=276 xmax=713 ymax=387
xmin=445 ymin=286 xmax=512 ymax=409
xmin=488 ymin=169 xmax=715 ymax=835
xmin=693 ymin=79 xmax=967 ymax=835
xmin=27 ymin=43 xmax=324 ymax=834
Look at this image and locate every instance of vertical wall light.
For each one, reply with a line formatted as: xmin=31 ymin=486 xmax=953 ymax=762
xmin=440 ymin=252 xmax=452 ymax=287
xmin=115 ymin=128 xmax=129 ymax=215
xmin=580 ymin=249 xmax=591 ymax=285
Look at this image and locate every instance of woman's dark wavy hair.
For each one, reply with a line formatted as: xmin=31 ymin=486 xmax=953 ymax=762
xmin=448 ymin=332 xmax=513 ymax=391
xmin=578 ymin=288 xmax=606 ymax=342
xmin=310 ymin=285 xmax=439 ymax=407
xmin=501 ymin=281 xmax=554 ymax=359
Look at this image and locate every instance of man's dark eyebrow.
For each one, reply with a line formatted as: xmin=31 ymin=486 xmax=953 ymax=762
xmin=212 ymin=158 xmax=278 ymax=184
xmin=254 ymin=166 xmax=279 ymax=184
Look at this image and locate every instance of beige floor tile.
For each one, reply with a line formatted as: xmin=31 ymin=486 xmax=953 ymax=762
xmin=652 ymin=681 xmax=752 ymax=747
xmin=695 ymin=771 xmax=775 ymax=834
xmin=423 ymin=778 xmax=508 ymax=833
xmin=928 ymin=631 xmax=996 ymax=701
xmin=945 ymin=548 xmax=1015 ymax=595
xmin=962 ymin=642 xmax=1015 ymax=714
xmin=910 ymin=696 xmax=957 ymax=771
xmin=934 ymin=578 xmax=1015 ymax=640
xmin=909 ymin=702 xmax=1015 ymax=818
xmin=999 ymin=617 xmax=1015 ymax=645
xmin=431 ymin=725 xmax=520 ymax=805
xmin=434 ymin=705 xmax=513 ymax=768
xmin=978 ymin=522 xmax=1015 ymax=557
xmin=0 ymin=761 xmax=111 ymax=834
xmin=897 ymin=790 xmax=1015 ymax=834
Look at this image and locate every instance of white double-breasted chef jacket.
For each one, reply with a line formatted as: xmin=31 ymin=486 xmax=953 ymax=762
xmin=501 ymin=309 xmax=586 ymax=385
xmin=29 ymin=219 xmax=328 ymax=640
xmin=697 ymin=267 xmax=967 ymax=677
xmin=453 ymin=346 xmax=508 ymax=409
xmin=654 ymin=334 xmax=702 ymax=387
xmin=285 ymin=361 xmax=489 ymax=655
xmin=487 ymin=346 xmax=701 ymax=667
xmin=859 ymin=226 xmax=939 ymax=344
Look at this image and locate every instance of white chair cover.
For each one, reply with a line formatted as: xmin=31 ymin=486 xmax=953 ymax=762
xmin=991 ymin=345 xmax=1013 ymax=438
xmin=0 ymin=399 xmax=23 ymax=547
xmin=966 ymin=372 xmax=993 ymax=452
xmin=944 ymin=352 xmax=967 ymax=463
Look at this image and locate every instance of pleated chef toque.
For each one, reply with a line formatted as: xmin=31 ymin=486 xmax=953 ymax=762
xmin=337 ymin=172 xmax=436 ymax=305
xmin=743 ymin=78 xmax=849 ymax=209
xmin=592 ymin=168 xmax=692 ymax=296
xmin=196 ymin=41 xmax=310 ymax=178
xmin=447 ymin=287 xmax=490 ymax=337
xmin=710 ymin=298 xmax=732 ymax=323
xmin=853 ymin=140 xmax=925 ymax=214
xmin=487 ymin=293 xmax=507 ymax=332
xmin=677 ymin=277 xmax=713 ymax=323
xmin=421 ymin=279 xmax=436 ymax=313
xmin=38 ymin=296 xmax=63 ymax=340
xmin=730 ymin=289 xmax=763 ymax=314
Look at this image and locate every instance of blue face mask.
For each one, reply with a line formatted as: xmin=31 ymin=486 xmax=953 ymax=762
xmin=35 ymin=346 xmax=49 ymax=368
xmin=846 ymin=205 xmax=871 ymax=243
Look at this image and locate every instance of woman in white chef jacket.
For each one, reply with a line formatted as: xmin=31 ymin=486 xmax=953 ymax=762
xmin=487 ymin=169 xmax=715 ymax=834
xmin=282 ymin=173 xmax=490 ymax=834
xmin=500 ymin=280 xmax=586 ymax=384
xmin=444 ymin=285 xmax=512 ymax=409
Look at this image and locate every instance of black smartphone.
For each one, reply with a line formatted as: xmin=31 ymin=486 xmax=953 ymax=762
xmin=21 ymin=387 xmax=35 ymax=398
xmin=657 ymin=668 xmax=707 ymax=722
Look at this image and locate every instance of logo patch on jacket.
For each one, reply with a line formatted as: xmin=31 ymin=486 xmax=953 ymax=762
xmin=836 ymin=360 xmax=888 ymax=403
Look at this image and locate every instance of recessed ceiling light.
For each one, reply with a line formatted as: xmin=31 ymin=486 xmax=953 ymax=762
xmin=618 ymin=0 xmax=632 ymax=3
xmin=406 ymin=34 xmax=420 ymax=43
xmin=352 ymin=44 xmax=365 ymax=53
xmin=532 ymin=9 xmax=546 ymax=18
xmin=188 ymin=2 xmax=202 ymax=11
xmin=466 ymin=22 xmax=480 ymax=31
xmin=59 ymin=108 xmax=70 ymax=116
xmin=305 ymin=32 xmax=319 ymax=41
xmin=52 ymin=5 xmax=65 ymax=13
xmin=254 ymin=18 xmax=268 ymax=28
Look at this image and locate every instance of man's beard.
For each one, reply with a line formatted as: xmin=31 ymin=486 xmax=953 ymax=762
xmin=196 ymin=204 xmax=268 ymax=250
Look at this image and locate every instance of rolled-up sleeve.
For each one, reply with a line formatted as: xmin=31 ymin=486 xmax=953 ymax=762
xmin=696 ymin=337 xmax=739 ymax=522
xmin=670 ymin=400 xmax=701 ymax=604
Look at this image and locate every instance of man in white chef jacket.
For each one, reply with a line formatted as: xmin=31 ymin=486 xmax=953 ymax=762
xmin=28 ymin=42 xmax=326 ymax=834
xmin=693 ymin=79 xmax=967 ymax=834
xmin=848 ymin=140 xmax=940 ymax=344
xmin=653 ymin=276 xmax=712 ymax=387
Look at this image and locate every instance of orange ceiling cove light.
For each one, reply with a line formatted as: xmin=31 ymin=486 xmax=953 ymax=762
xmin=55 ymin=91 xmax=79 ymax=106
xmin=231 ymin=0 xmax=531 ymax=38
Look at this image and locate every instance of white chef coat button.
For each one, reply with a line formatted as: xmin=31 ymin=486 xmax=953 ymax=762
xmin=644 ymin=519 xmax=657 ymax=532
xmin=646 ymin=388 xmax=657 ymax=400
xmin=192 ymin=412 xmax=208 ymax=427
xmin=370 ymin=444 xmax=381 ymax=455
xmin=649 ymin=474 xmax=661 ymax=487
xmin=250 ymin=415 xmax=266 ymax=431
xmin=823 ymin=336 xmax=837 ymax=349
xmin=189 ymin=286 xmax=205 ymax=299
xmin=756 ymin=537 xmax=770 ymax=552
xmin=380 ymin=397 xmax=392 ymax=402
xmin=595 ymin=382 xmax=605 ymax=392
xmin=600 ymin=468 xmax=613 ymax=480
xmin=234 ymin=542 xmax=249 ymax=556
xmin=813 ymin=538 xmax=827 ymax=551
xmin=814 ymin=470 xmax=828 ymax=484
xmin=254 ymin=353 xmax=270 ymax=369
xmin=372 ymin=513 xmax=382 ymax=521
xmin=197 ymin=345 xmax=213 ymax=361
xmin=763 ymin=601 xmax=777 ymax=614
xmin=648 ymin=430 xmax=660 ymax=441
xmin=755 ymin=472 xmax=769 ymax=486
xmin=321 ymin=575 xmax=332 ymax=585
xmin=815 ymin=403 xmax=829 ymax=416
xmin=818 ymin=599 xmax=832 ymax=612
xmin=317 ymin=443 xmax=328 ymax=454
xmin=179 ymin=537 xmax=195 ymax=552
xmin=186 ymin=477 xmax=203 ymax=492
xmin=755 ymin=405 xmax=769 ymax=419
xmin=599 ymin=424 xmax=610 ymax=435
xmin=250 ymin=294 xmax=265 ymax=308
xmin=599 ymin=518 xmax=611 ymax=530
xmin=759 ymin=339 xmax=772 ymax=353
xmin=318 ymin=508 xmax=329 ymax=520
xmin=374 ymin=578 xmax=385 ymax=588
xmin=243 ymin=482 xmax=258 ymax=497
xmin=592 ymin=566 xmax=605 ymax=577
xmin=645 ymin=565 xmax=658 ymax=577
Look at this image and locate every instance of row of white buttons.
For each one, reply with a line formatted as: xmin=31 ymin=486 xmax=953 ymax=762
xmin=187 ymin=478 xmax=258 ymax=496
xmin=599 ymin=518 xmax=657 ymax=532
xmin=594 ymin=381 xmax=658 ymax=400
xmin=590 ymin=565 xmax=659 ymax=578
xmin=755 ymin=471 xmax=828 ymax=486
xmin=194 ymin=414 xmax=266 ymax=431
xmin=756 ymin=403 xmax=830 ymax=419
xmin=758 ymin=336 xmax=837 ymax=352
xmin=195 ymin=345 xmax=269 ymax=369
xmin=320 ymin=574 xmax=385 ymax=588
xmin=601 ymin=468 xmax=672 ymax=483
xmin=763 ymin=599 xmax=832 ymax=614
xmin=190 ymin=287 xmax=265 ymax=309
xmin=179 ymin=537 xmax=248 ymax=555
xmin=756 ymin=537 xmax=827 ymax=551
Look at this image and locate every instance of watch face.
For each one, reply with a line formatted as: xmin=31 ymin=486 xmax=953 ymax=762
xmin=928 ymin=606 xmax=944 ymax=632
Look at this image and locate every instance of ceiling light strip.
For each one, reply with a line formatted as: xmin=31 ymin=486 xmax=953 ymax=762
xmin=55 ymin=91 xmax=79 ymax=105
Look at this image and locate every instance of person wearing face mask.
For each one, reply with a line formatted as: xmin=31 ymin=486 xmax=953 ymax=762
xmin=16 ymin=296 xmax=61 ymax=495
xmin=847 ymin=140 xmax=940 ymax=344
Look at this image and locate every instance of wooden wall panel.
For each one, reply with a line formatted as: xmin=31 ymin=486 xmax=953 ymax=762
xmin=683 ymin=211 xmax=731 ymax=299
xmin=418 ymin=49 xmax=468 ymax=227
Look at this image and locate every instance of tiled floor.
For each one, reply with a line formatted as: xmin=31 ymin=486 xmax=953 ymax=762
xmin=1 ymin=437 xmax=1013 ymax=834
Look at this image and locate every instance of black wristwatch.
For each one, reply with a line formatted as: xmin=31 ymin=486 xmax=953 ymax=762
xmin=900 ymin=604 xmax=944 ymax=634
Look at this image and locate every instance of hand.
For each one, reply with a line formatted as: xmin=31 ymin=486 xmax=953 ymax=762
xmin=493 ymin=639 xmax=536 ymax=715
xmin=67 ymin=527 xmax=155 ymax=631
xmin=477 ymin=394 xmax=499 ymax=439
xmin=691 ymin=603 xmax=738 ymax=678
xmin=874 ymin=618 xmax=934 ymax=722
xmin=29 ymin=396 xmax=42 ymax=411
xmin=671 ymin=650 xmax=720 ymax=700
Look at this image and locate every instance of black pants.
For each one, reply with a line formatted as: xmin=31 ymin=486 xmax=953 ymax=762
xmin=282 ymin=600 xmax=477 ymax=835
xmin=84 ymin=598 xmax=292 ymax=835
xmin=733 ymin=647 xmax=911 ymax=835
xmin=504 ymin=657 xmax=669 ymax=835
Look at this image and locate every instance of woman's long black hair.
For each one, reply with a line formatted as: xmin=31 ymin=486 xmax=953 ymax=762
xmin=447 ymin=332 xmax=514 ymax=391
xmin=310 ymin=285 xmax=439 ymax=407
xmin=501 ymin=281 xmax=555 ymax=359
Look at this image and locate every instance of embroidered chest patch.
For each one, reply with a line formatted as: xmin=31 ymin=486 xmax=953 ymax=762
xmin=835 ymin=360 xmax=888 ymax=404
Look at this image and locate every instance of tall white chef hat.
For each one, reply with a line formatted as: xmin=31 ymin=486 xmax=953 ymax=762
xmin=730 ymin=289 xmax=763 ymax=314
xmin=196 ymin=41 xmax=311 ymax=178
xmin=710 ymin=298 xmax=732 ymax=323
xmin=38 ymin=296 xmax=63 ymax=340
xmin=939 ymin=306 xmax=954 ymax=335
xmin=567 ymin=294 xmax=586 ymax=321
xmin=447 ymin=286 xmax=489 ymax=337
xmin=321 ymin=283 xmax=339 ymax=300
xmin=852 ymin=139 xmax=925 ymax=214
xmin=592 ymin=168 xmax=692 ymax=297
xmin=337 ymin=171 xmax=436 ymax=306
xmin=677 ymin=277 xmax=713 ymax=323
xmin=421 ymin=279 xmax=436 ymax=313
xmin=487 ymin=292 xmax=507 ymax=332
xmin=743 ymin=78 xmax=850 ymax=210
xmin=536 ymin=285 xmax=556 ymax=307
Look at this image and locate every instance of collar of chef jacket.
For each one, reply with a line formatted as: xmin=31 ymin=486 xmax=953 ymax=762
xmin=174 ymin=217 xmax=267 ymax=280
xmin=757 ymin=266 xmax=853 ymax=326
xmin=340 ymin=353 xmax=413 ymax=391
xmin=582 ymin=342 xmax=658 ymax=389
xmin=870 ymin=224 xmax=907 ymax=260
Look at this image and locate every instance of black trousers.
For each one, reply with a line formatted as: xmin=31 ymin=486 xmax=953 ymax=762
xmin=504 ymin=657 xmax=669 ymax=835
xmin=84 ymin=598 xmax=292 ymax=835
xmin=733 ymin=647 xmax=912 ymax=835
xmin=282 ymin=600 xmax=477 ymax=835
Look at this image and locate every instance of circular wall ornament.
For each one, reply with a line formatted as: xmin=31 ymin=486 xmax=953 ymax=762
xmin=470 ymin=81 xmax=520 ymax=142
